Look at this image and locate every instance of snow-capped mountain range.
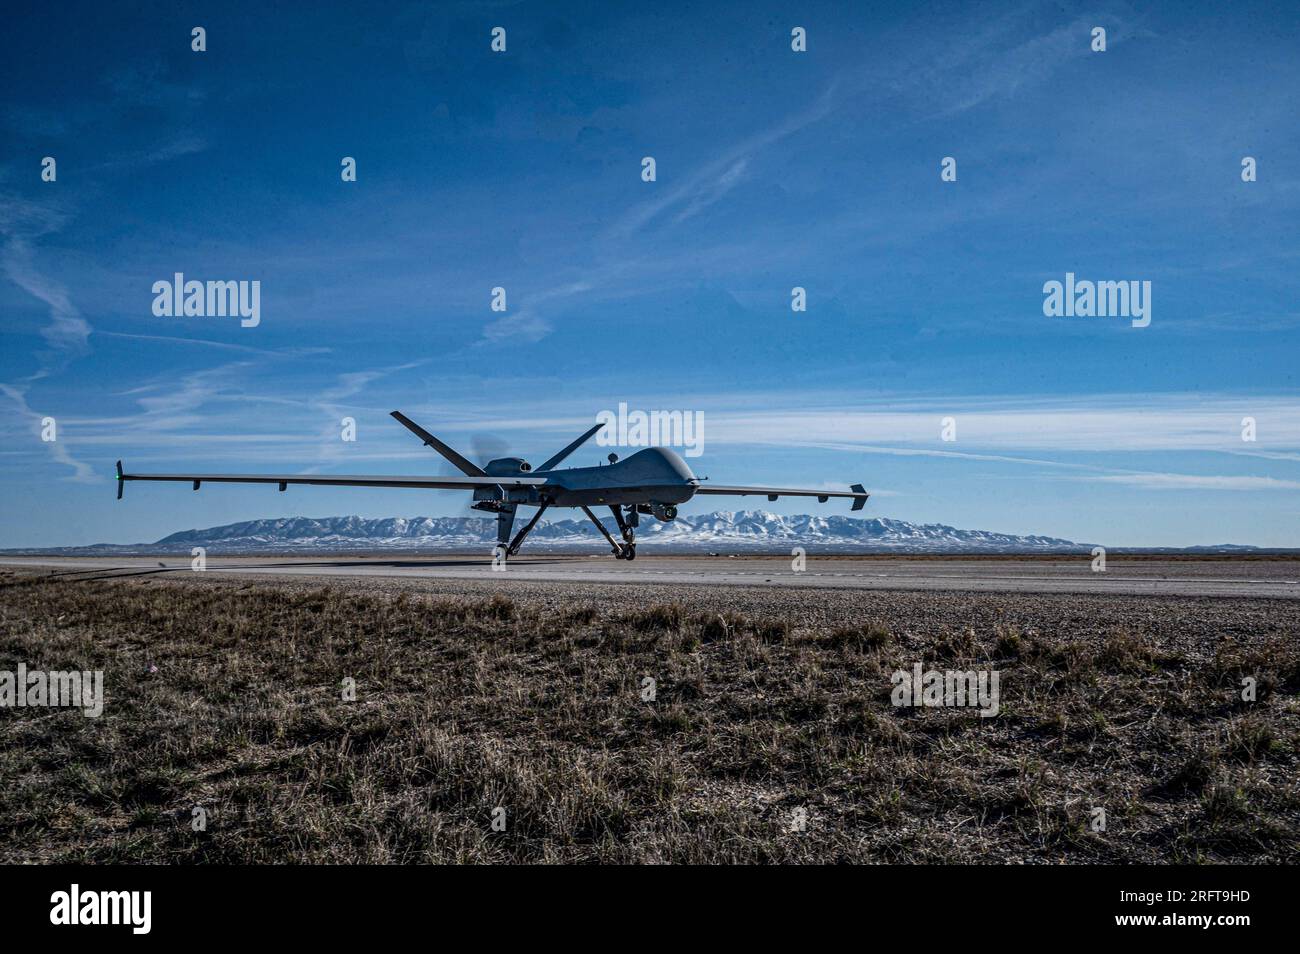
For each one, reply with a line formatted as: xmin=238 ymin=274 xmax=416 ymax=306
xmin=13 ymin=511 xmax=1101 ymax=554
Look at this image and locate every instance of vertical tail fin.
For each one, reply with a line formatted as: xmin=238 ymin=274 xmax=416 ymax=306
xmin=389 ymin=411 xmax=488 ymax=477
xmin=537 ymin=423 xmax=603 ymax=472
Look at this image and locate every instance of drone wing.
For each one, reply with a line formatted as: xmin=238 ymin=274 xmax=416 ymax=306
xmin=693 ymin=482 xmax=869 ymax=511
xmin=115 ymin=461 xmax=546 ymax=499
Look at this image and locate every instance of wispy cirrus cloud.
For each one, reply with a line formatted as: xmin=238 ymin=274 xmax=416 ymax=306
xmin=97 ymin=331 xmax=331 ymax=358
xmin=88 ymin=132 xmax=209 ymax=173
xmin=0 ymin=52 xmax=215 ymax=482
xmin=606 ymin=81 xmax=841 ymax=240
xmin=891 ymin=14 xmax=1137 ymax=118
xmin=0 ymin=382 xmax=95 ymax=482
xmin=0 ymin=197 xmax=96 ymax=480
xmin=479 ymin=279 xmax=593 ymax=344
xmin=2 ymin=237 xmax=92 ymax=380
xmin=1078 ymin=473 xmax=1300 ymax=492
xmin=307 ymin=361 xmax=429 ymax=468
xmin=698 ymin=393 xmax=1300 ymax=453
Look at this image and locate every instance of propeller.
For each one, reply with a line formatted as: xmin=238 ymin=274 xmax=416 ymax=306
xmin=443 ymin=434 xmax=513 ymax=520
xmin=470 ymin=434 xmax=511 ymax=468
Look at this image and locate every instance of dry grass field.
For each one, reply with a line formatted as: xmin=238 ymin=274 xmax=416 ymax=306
xmin=1 ymin=566 xmax=1297 ymax=863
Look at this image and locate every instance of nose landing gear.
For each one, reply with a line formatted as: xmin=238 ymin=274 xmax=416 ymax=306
xmin=579 ymin=505 xmax=640 ymax=560
xmin=609 ymin=504 xmax=638 ymax=554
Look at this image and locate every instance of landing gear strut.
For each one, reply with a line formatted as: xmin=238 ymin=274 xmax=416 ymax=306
xmin=491 ymin=501 xmax=550 ymax=563
xmin=507 ymin=501 xmax=549 ymax=556
xmin=609 ymin=505 xmax=636 ymax=543
xmin=581 ymin=505 xmax=635 ymax=560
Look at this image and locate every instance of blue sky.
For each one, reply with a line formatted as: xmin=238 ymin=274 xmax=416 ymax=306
xmin=2 ymin=0 xmax=1298 ymax=548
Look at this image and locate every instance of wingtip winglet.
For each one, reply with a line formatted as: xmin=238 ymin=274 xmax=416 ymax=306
xmin=850 ymin=483 xmax=867 ymax=511
xmin=116 ymin=460 xmax=124 ymax=500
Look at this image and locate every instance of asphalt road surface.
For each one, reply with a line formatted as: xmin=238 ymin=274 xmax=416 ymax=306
xmin=4 ymin=554 xmax=1298 ymax=598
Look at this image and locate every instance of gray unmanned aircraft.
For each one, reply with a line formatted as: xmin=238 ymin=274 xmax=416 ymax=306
xmin=117 ymin=411 xmax=869 ymax=561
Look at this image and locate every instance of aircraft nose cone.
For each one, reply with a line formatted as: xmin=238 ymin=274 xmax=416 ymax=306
xmin=649 ymin=446 xmax=696 ymax=481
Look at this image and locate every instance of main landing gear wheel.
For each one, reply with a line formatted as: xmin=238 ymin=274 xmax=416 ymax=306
xmin=580 ymin=504 xmax=635 ymax=561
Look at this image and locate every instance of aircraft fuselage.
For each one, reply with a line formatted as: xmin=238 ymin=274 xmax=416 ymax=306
xmin=490 ymin=446 xmax=697 ymax=509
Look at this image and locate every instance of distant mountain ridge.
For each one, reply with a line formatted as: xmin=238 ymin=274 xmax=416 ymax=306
xmin=2 ymin=511 xmax=1272 ymax=554
xmin=149 ymin=511 xmax=1090 ymax=552
xmin=6 ymin=511 xmax=1112 ymax=554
